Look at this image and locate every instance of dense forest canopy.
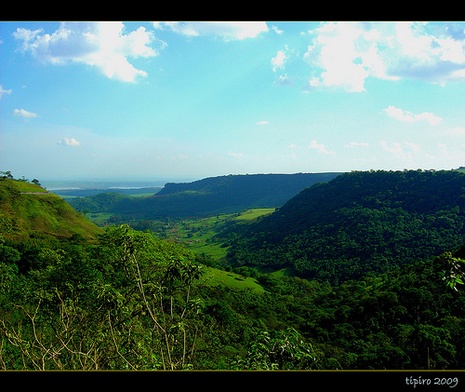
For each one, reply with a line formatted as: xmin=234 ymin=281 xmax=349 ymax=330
xmin=225 ymin=169 xmax=465 ymax=284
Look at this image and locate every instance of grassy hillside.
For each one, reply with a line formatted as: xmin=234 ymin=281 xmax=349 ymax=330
xmin=202 ymin=266 xmax=265 ymax=294
xmin=0 ymin=179 xmax=102 ymax=241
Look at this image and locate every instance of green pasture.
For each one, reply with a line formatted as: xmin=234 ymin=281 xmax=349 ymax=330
xmin=14 ymin=181 xmax=49 ymax=193
xmin=233 ymin=208 xmax=275 ymax=221
xmin=160 ymin=208 xmax=275 ymax=260
xmin=201 ymin=266 xmax=265 ymax=294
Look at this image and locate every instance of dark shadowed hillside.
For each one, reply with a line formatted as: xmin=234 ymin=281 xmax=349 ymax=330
xmin=68 ymin=172 xmax=342 ymax=219
xmin=226 ymin=169 xmax=465 ymax=284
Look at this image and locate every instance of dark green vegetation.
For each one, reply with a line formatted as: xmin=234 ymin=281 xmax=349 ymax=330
xmin=227 ymin=169 xmax=465 ymax=285
xmin=67 ymin=172 xmax=341 ymax=220
xmin=1 ymin=169 xmax=465 ymax=371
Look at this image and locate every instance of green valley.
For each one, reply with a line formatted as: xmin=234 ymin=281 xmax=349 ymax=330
xmin=2 ymin=169 xmax=465 ymax=372
xmin=130 ymin=208 xmax=275 ymax=262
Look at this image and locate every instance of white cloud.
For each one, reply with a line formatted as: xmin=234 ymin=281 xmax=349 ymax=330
xmin=309 ymin=139 xmax=335 ymax=155
xmin=270 ymin=25 xmax=283 ymax=35
xmin=228 ymin=151 xmax=244 ymax=158
xmin=383 ymin=105 xmax=442 ymax=125
xmin=449 ymin=127 xmax=465 ymax=136
xmin=256 ymin=120 xmax=269 ymax=126
xmin=277 ymin=74 xmax=291 ymax=86
xmin=153 ymin=22 xmax=269 ymax=41
xmin=380 ymin=141 xmax=420 ymax=159
xmin=345 ymin=142 xmax=369 ymax=148
xmin=13 ymin=108 xmax=37 ymax=118
xmin=303 ymin=22 xmax=465 ymax=92
xmin=304 ymin=22 xmax=376 ymax=92
xmin=13 ymin=22 xmax=159 ymax=82
xmin=0 ymin=85 xmax=12 ymax=100
xmin=403 ymin=142 xmax=420 ymax=154
xmin=272 ymin=49 xmax=287 ymax=72
xmin=58 ymin=137 xmax=80 ymax=147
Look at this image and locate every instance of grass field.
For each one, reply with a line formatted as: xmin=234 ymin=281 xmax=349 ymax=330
xmin=14 ymin=181 xmax=49 ymax=193
xmin=233 ymin=208 xmax=275 ymax=221
xmin=158 ymin=208 xmax=275 ymax=260
xmin=201 ymin=266 xmax=265 ymax=294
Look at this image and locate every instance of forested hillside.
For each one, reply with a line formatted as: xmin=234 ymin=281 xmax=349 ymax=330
xmin=2 ymin=170 xmax=465 ymax=372
xmin=226 ymin=169 xmax=465 ymax=284
xmin=68 ymin=172 xmax=341 ymax=219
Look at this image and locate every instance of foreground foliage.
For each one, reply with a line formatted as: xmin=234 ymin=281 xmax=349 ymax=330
xmin=1 ymin=223 xmax=465 ymax=370
xmin=0 ymin=225 xmax=205 ymax=370
xmin=0 ymin=225 xmax=322 ymax=370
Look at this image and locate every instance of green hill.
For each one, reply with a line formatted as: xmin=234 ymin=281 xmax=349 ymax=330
xmin=227 ymin=169 xmax=465 ymax=284
xmin=68 ymin=172 xmax=341 ymax=219
xmin=0 ymin=178 xmax=262 ymax=291
xmin=0 ymin=179 xmax=102 ymax=241
xmin=2 ymin=174 xmax=465 ymax=370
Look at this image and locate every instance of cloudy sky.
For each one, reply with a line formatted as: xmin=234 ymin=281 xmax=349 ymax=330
xmin=1 ymin=21 xmax=465 ymax=182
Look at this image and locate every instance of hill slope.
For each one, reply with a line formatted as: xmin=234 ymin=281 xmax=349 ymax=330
xmin=68 ymin=172 xmax=342 ymax=219
xmin=227 ymin=169 xmax=465 ymax=284
xmin=0 ymin=179 xmax=102 ymax=241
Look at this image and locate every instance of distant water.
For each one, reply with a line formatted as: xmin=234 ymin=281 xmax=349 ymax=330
xmin=42 ymin=179 xmax=182 ymax=191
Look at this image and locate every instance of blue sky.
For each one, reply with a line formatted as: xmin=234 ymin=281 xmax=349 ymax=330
xmin=1 ymin=21 xmax=465 ymax=182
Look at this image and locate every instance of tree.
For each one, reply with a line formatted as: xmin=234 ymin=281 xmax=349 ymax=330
xmin=91 ymin=224 xmax=205 ymax=370
xmin=0 ymin=170 xmax=13 ymax=179
xmin=230 ymin=327 xmax=322 ymax=370
xmin=0 ymin=224 xmax=206 ymax=370
xmin=440 ymin=251 xmax=465 ymax=291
